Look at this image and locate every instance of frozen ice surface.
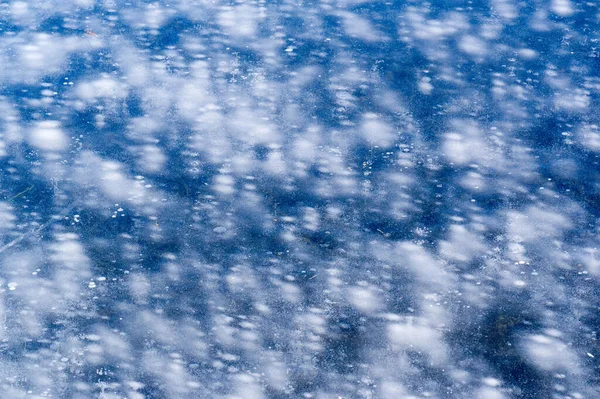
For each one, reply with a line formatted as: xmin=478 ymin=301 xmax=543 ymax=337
xmin=0 ymin=1 xmax=599 ymax=398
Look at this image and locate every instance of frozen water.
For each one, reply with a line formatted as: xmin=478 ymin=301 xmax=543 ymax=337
xmin=0 ymin=1 xmax=599 ymax=398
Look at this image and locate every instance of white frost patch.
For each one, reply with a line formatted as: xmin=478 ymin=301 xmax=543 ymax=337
xmin=442 ymin=120 xmax=491 ymax=166
xmin=218 ymin=5 xmax=262 ymax=38
xmin=418 ymin=77 xmax=433 ymax=94
xmin=12 ymin=33 xmax=88 ymax=83
xmin=262 ymin=351 xmax=289 ymax=392
xmin=226 ymin=265 xmax=259 ymax=294
xmin=379 ymin=381 xmax=412 ymax=399
xmin=406 ymin=8 xmax=469 ymax=40
xmin=388 ymin=318 xmax=448 ymax=365
xmin=395 ymin=242 xmax=452 ymax=289
xmin=229 ymin=373 xmax=265 ymax=399
xmin=513 ymin=280 xmax=527 ymax=288
xmin=9 ymin=1 xmax=33 ymax=25
xmin=190 ymin=112 xmax=229 ymax=163
xmin=75 ymin=151 xmax=150 ymax=203
xmin=554 ymin=89 xmax=589 ymax=112
xmin=29 ymin=120 xmax=68 ymax=152
xmin=100 ymin=161 xmax=135 ymax=200
xmin=141 ymin=351 xmax=198 ymax=397
xmin=483 ymin=377 xmax=502 ymax=387
xmin=439 ymin=225 xmax=486 ymax=263
xmin=491 ymin=0 xmax=518 ymax=20
xmin=214 ymin=174 xmax=235 ymax=195
xmin=303 ymin=207 xmax=320 ymax=231
xmin=458 ymin=35 xmax=487 ymax=57
xmin=338 ymin=11 xmax=384 ymax=42
xmin=76 ymin=75 xmax=128 ymax=101
xmin=0 ymin=291 xmax=4 ymax=338
xmin=0 ymin=99 xmax=22 ymax=144
xmin=477 ymin=387 xmax=506 ymax=399
xmin=115 ymin=44 xmax=151 ymax=88
xmin=361 ymin=113 xmax=394 ymax=147
xmin=229 ymin=108 xmax=280 ymax=146
xmin=49 ymin=234 xmax=90 ymax=267
xmin=279 ymin=282 xmax=301 ymax=303
xmin=176 ymin=81 xmax=210 ymax=121
xmin=264 ymin=150 xmax=287 ymax=175
xmin=551 ymin=0 xmax=575 ymax=17
xmin=578 ymin=248 xmax=600 ymax=276
xmin=129 ymin=273 xmax=151 ymax=304
xmin=577 ymin=123 xmax=600 ymax=151
xmin=74 ymin=0 xmax=95 ymax=7
xmin=517 ymin=48 xmax=538 ymax=60
xmin=94 ymin=326 xmax=132 ymax=362
xmin=144 ymin=3 xmax=171 ymax=29
xmin=522 ymin=334 xmax=579 ymax=372
xmin=120 ymin=3 xmax=174 ymax=29
xmin=50 ymin=234 xmax=91 ymax=301
xmin=348 ymin=285 xmax=382 ymax=313
xmin=507 ymin=206 xmax=572 ymax=243
xmin=0 ymin=202 xmax=16 ymax=230
xmin=137 ymin=145 xmax=167 ymax=173
xmin=459 ymin=171 xmax=486 ymax=191
xmin=293 ymin=135 xmax=319 ymax=162
xmin=128 ymin=116 xmax=162 ymax=139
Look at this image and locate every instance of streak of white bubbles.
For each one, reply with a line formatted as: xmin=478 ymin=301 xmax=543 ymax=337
xmin=0 ymin=0 xmax=598 ymax=398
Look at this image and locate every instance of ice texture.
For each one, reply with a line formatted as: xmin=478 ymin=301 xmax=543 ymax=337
xmin=0 ymin=1 xmax=598 ymax=398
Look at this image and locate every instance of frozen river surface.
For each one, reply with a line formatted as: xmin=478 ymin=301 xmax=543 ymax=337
xmin=0 ymin=1 xmax=599 ymax=398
